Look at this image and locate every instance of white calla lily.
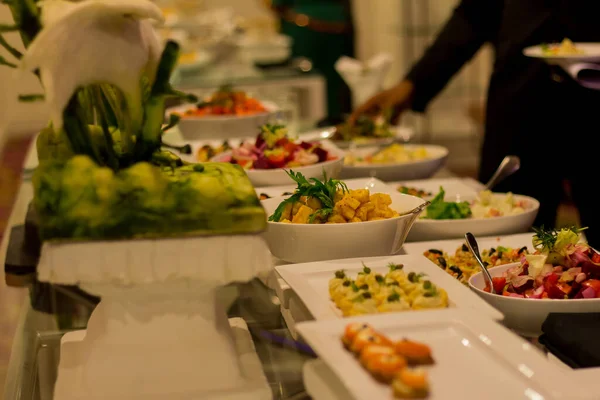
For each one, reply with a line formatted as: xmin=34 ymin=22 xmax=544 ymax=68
xmin=20 ymin=0 xmax=164 ymax=131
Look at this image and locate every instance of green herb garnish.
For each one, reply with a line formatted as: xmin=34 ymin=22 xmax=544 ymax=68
xmin=532 ymin=225 xmax=587 ymax=253
xmin=268 ymin=170 xmax=349 ymax=223
xmin=408 ymin=272 xmax=417 ymax=282
xmin=422 ymin=280 xmax=432 ymax=290
xmin=387 ymin=292 xmax=401 ymax=302
xmin=334 ymin=270 xmax=346 ymax=279
xmin=360 ymin=263 xmax=371 ymax=274
xmin=375 ymin=274 xmax=384 ymax=283
xmin=388 ymin=263 xmax=403 ymax=271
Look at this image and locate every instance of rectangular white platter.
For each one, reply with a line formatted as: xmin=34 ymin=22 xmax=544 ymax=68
xmin=296 ymin=309 xmax=594 ymax=400
xmin=401 ymin=232 xmax=535 ymax=256
xmin=275 ymin=254 xmax=503 ymax=321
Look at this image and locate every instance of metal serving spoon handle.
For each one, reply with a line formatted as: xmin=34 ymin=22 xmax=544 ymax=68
xmin=465 ymin=232 xmax=496 ymax=294
xmin=484 ymin=155 xmax=520 ymax=191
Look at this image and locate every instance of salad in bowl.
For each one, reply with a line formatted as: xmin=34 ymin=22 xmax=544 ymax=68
xmin=408 ymin=187 xmax=539 ymax=241
xmin=481 ymin=226 xmax=599 ymax=299
xmin=469 ymin=226 xmax=600 ymax=336
xmin=213 ymin=124 xmax=338 ymax=170
xmin=208 ymin=124 xmax=344 ymax=187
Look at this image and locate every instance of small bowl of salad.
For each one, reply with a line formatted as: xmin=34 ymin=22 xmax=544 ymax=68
xmin=165 ymin=86 xmax=278 ymax=140
xmin=407 ymin=187 xmax=539 ymax=242
xmin=469 ymin=227 xmax=600 ymax=337
xmin=211 ymin=124 xmax=345 ymax=187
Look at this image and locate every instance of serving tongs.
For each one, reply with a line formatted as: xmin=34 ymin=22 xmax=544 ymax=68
xmin=465 ymin=232 xmax=497 ymax=294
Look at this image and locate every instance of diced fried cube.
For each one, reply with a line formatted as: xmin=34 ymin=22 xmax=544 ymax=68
xmin=370 ymin=193 xmax=392 ymax=207
xmin=334 ymin=190 xmax=345 ymax=203
xmin=279 ymin=202 xmax=293 ymax=221
xmin=292 ymin=205 xmax=314 ymax=224
xmin=306 ymin=196 xmax=323 ymax=210
xmin=292 ymin=201 xmax=303 ymax=216
xmin=280 ymin=219 xmax=292 ymax=223
xmin=350 ymin=189 xmax=370 ymax=204
xmin=350 ymin=217 xmax=362 ymax=223
xmin=355 ymin=202 xmax=374 ymax=221
xmin=327 ymin=214 xmax=347 ymax=223
xmin=339 ymin=205 xmax=356 ymax=220
xmin=341 ymin=194 xmax=361 ymax=210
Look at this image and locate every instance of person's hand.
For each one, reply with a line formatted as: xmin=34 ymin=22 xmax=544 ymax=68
xmin=348 ymin=80 xmax=415 ymax=125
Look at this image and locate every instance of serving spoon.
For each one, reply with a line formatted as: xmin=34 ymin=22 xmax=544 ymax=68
xmin=484 ymin=155 xmax=521 ymax=191
xmin=465 ymin=232 xmax=496 ymax=294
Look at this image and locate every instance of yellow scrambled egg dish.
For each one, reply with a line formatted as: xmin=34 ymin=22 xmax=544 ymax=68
xmin=329 ymin=264 xmax=449 ymax=317
xmin=276 ymin=190 xmax=398 ymax=224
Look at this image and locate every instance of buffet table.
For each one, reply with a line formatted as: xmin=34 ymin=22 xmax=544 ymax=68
xmin=1 ymin=135 xmax=458 ymax=400
xmin=4 ymin=135 xmax=599 ymax=400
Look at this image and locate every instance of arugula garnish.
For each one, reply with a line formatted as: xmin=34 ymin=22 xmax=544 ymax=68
xmin=532 ymin=225 xmax=587 ymax=252
xmin=268 ymin=170 xmax=349 ymax=223
xmin=422 ymin=187 xmax=471 ymax=220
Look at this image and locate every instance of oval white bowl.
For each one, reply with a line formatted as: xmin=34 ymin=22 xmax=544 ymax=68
xmin=469 ymin=263 xmax=600 ymax=337
xmin=340 ymin=144 xmax=448 ymax=181
xmin=407 ymin=193 xmax=540 ymax=242
xmin=261 ymin=188 xmax=427 ymax=263
xmin=299 ymin=126 xmax=416 ymax=149
xmin=166 ymin=101 xmax=279 ymax=140
xmin=211 ymin=140 xmax=345 ymax=187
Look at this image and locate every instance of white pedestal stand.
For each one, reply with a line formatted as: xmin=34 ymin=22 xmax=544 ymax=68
xmin=37 ymin=235 xmax=273 ymax=400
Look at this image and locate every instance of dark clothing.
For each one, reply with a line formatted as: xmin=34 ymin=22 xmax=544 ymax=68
xmin=405 ymin=0 xmax=600 ymax=244
xmin=273 ymin=0 xmax=354 ymax=123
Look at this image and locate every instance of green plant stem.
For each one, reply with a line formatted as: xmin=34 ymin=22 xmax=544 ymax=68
xmin=0 ymin=55 xmax=16 ymax=68
xmin=0 ymin=24 xmax=18 ymax=32
xmin=0 ymin=33 xmax=22 ymax=59
xmin=18 ymin=93 xmax=44 ymax=101
xmin=62 ymin=94 xmax=102 ymax=165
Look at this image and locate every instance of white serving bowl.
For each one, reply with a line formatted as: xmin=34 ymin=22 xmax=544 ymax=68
xmin=299 ymin=125 xmax=416 ymax=149
xmin=407 ymin=193 xmax=540 ymax=242
xmin=166 ymin=101 xmax=278 ymax=140
xmin=340 ymin=144 xmax=448 ymax=181
xmin=469 ymin=263 xmax=600 ymax=337
xmin=261 ymin=185 xmax=427 ymax=263
xmin=212 ymin=140 xmax=345 ymax=187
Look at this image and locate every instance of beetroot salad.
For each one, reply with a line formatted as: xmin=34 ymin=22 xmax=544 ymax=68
xmin=484 ymin=226 xmax=600 ymax=299
xmin=218 ymin=124 xmax=338 ymax=170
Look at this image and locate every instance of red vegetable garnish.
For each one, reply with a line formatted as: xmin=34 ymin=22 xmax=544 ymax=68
xmin=492 ymin=277 xmax=506 ymax=294
xmin=581 ymin=279 xmax=600 ymax=298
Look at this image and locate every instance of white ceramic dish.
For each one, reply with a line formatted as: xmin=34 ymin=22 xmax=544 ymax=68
xmin=254 ymin=177 xmax=391 ymax=200
xmin=340 ymin=144 xmax=448 ymax=181
xmin=296 ymin=309 xmax=591 ymax=400
xmin=262 ymin=183 xmax=426 ymax=263
xmin=299 ymin=126 xmax=415 ymax=149
xmin=407 ymin=193 xmax=540 ymax=242
xmin=166 ymin=100 xmax=278 ymax=140
xmin=210 ymin=139 xmax=344 ymax=187
xmin=523 ymin=42 xmax=600 ymax=63
xmin=276 ymin=254 xmax=503 ymax=321
xmin=393 ymin=177 xmax=481 ymax=201
xmin=470 ymin=263 xmax=600 ymax=337
xmin=402 ymin=232 xmax=535 ymax=257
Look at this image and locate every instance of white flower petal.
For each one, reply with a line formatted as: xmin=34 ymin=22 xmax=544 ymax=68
xmin=21 ymin=0 xmax=164 ymax=130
